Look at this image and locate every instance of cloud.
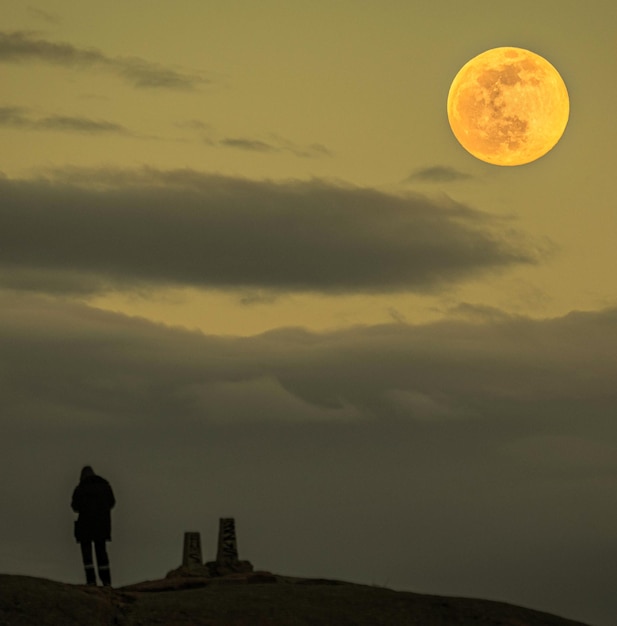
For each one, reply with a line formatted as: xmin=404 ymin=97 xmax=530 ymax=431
xmin=251 ymin=308 xmax=617 ymax=418
xmin=210 ymin=134 xmax=332 ymax=158
xmin=406 ymin=165 xmax=473 ymax=183
xmin=1 ymin=293 xmax=616 ymax=426
xmin=219 ymin=137 xmax=278 ymax=153
xmin=0 ymin=167 xmax=540 ymax=295
xmin=37 ymin=115 xmax=129 ymax=134
xmin=0 ymin=106 xmax=27 ymax=126
xmin=178 ymin=120 xmax=332 ymax=158
xmin=2 ymin=292 xmax=617 ymax=624
xmin=0 ymin=106 xmax=130 ymax=134
xmin=0 ymin=31 xmax=208 ymax=90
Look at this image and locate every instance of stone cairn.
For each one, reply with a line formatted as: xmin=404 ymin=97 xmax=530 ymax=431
xmin=167 ymin=517 xmax=253 ymax=578
xmin=206 ymin=517 xmax=254 ymax=576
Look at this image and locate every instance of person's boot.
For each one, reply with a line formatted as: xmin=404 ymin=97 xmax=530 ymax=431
xmin=98 ymin=564 xmax=112 ymax=587
xmin=84 ymin=564 xmax=97 ymax=585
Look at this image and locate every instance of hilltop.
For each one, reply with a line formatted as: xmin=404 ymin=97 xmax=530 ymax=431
xmin=0 ymin=572 xmax=592 ymax=626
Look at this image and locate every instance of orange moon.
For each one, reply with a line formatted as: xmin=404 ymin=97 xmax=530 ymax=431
xmin=447 ymin=47 xmax=569 ymax=166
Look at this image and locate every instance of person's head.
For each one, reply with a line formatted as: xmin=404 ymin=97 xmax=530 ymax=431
xmin=80 ymin=466 xmax=95 ymax=481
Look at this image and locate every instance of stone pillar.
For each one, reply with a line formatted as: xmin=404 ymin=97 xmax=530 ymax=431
xmin=206 ymin=517 xmax=253 ymax=576
xmin=182 ymin=531 xmax=203 ymax=569
xmin=216 ymin=518 xmax=239 ymax=562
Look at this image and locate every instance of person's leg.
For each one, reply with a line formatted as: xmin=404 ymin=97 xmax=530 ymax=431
xmin=79 ymin=541 xmax=96 ymax=585
xmin=94 ymin=541 xmax=111 ymax=587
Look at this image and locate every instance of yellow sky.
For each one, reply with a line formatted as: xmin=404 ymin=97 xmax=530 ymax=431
xmin=2 ymin=0 xmax=616 ymax=335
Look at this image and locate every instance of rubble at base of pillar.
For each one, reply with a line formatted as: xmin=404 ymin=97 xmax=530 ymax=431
xmin=166 ymin=559 xmax=254 ymax=579
xmin=205 ymin=558 xmax=254 ymax=577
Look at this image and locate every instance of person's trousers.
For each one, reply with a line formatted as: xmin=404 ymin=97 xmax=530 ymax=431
xmin=80 ymin=540 xmax=111 ymax=586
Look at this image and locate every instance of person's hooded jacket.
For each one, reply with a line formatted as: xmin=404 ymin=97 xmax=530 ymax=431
xmin=71 ymin=466 xmax=116 ymax=542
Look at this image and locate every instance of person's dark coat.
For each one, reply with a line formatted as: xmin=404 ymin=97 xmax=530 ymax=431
xmin=71 ymin=468 xmax=116 ymax=543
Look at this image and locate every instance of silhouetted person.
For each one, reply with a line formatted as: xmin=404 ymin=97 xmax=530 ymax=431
xmin=71 ymin=466 xmax=116 ymax=586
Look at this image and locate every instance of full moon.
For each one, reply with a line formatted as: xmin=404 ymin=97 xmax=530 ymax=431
xmin=447 ymin=47 xmax=569 ymax=166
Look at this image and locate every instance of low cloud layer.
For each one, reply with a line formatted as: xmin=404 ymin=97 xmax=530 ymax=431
xmin=0 ymin=168 xmax=538 ymax=295
xmin=1 ymin=293 xmax=616 ymax=625
xmin=2 ymin=295 xmax=615 ymax=425
xmin=0 ymin=31 xmax=207 ymax=89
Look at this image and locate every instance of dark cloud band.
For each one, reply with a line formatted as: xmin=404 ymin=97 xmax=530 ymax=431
xmin=0 ymin=168 xmax=538 ymax=295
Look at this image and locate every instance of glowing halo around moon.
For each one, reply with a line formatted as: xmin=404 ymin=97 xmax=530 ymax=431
xmin=447 ymin=47 xmax=569 ymax=166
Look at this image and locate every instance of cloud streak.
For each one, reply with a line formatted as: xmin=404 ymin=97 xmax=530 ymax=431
xmin=0 ymin=105 xmax=130 ymax=134
xmin=206 ymin=134 xmax=332 ymax=158
xmin=0 ymin=31 xmax=208 ymax=90
xmin=406 ymin=165 xmax=473 ymax=183
xmin=0 ymin=168 xmax=539 ymax=295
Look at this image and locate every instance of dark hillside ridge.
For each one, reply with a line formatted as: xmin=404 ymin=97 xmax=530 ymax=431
xmin=0 ymin=573 xmax=592 ymax=626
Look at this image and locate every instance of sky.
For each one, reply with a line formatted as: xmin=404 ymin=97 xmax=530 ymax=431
xmin=1 ymin=1 xmax=616 ymax=624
